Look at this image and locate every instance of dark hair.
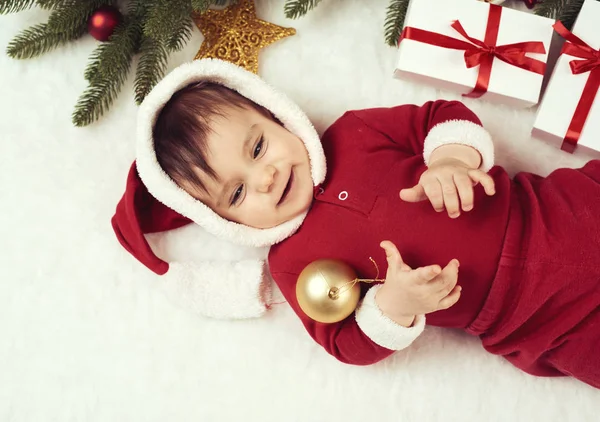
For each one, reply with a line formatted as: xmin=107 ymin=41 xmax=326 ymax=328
xmin=153 ymin=81 xmax=273 ymax=195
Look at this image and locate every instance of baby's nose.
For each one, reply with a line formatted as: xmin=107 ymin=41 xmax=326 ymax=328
xmin=258 ymin=165 xmax=276 ymax=192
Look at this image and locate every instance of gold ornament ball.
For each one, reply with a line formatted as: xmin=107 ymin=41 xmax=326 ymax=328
xmin=296 ymin=259 xmax=361 ymax=324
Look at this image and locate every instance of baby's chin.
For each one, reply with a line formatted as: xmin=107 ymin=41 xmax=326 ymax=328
xmin=244 ymin=215 xmax=297 ymax=230
xmin=217 ymin=211 xmax=280 ymax=229
xmin=243 ymin=207 xmax=312 ymax=230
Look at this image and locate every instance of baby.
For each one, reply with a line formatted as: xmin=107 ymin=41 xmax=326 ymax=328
xmin=113 ymin=59 xmax=600 ymax=389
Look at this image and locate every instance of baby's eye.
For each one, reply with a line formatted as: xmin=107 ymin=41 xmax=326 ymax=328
xmin=231 ymin=185 xmax=244 ymax=206
xmin=253 ymin=138 xmax=264 ymax=159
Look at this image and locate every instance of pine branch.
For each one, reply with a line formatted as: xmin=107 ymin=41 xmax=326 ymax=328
xmin=193 ymin=0 xmax=233 ymax=11
xmin=134 ymin=36 xmax=169 ymax=104
xmin=35 ymin=0 xmax=71 ymax=10
xmin=558 ymin=0 xmax=585 ymax=30
xmin=6 ymin=22 xmax=84 ymax=58
xmin=384 ymin=0 xmax=409 ymax=47
xmin=284 ymin=0 xmax=322 ymax=19
xmin=191 ymin=0 xmax=211 ymax=13
xmin=8 ymin=1 xmax=104 ymax=59
xmin=46 ymin=0 xmax=110 ymax=34
xmin=534 ymin=0 xmax=569 ymax=18
xmin=73 ymin=13 xmax=142 ymax=127
xmin=144 ymin=0 xmax=193 ymax=52
xmin=166 ymin=18 xmax=192 ymax=52
xmin=85 ymin=0 xmax=146 ymax=83
xmin=0 ymin=0 xmax=35 ymax=14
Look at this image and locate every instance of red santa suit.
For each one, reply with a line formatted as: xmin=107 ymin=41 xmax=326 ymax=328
xmin=111 ymin=59 xmax=600 ymax=390
xmin=268 ymin=102 xmax=600 ymax=389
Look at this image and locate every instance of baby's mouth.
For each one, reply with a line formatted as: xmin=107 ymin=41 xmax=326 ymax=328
xmin=278 ymin=169 xmax=294 ymax=206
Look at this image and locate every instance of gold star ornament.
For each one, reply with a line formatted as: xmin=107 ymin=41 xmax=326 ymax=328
xmin=192 ymin=0 xmax=296 ymax=74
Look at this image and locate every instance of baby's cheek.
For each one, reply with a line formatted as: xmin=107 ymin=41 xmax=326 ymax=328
xmin=240 ymin=202 xmax=276 ymax=229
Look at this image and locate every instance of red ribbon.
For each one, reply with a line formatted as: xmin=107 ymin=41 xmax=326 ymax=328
xmin=399 ymin=4 xmax=547 ymax=98
xmin=553 ymin=22 xmax=600 ymax=152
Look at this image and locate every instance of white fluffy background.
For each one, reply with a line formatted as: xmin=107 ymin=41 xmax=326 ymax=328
xmin=1 ymin=0 xmax=599 ymax=421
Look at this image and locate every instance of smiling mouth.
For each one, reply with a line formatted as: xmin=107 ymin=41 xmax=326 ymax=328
xmin=278 ymin=169 xmax=294 ymax=206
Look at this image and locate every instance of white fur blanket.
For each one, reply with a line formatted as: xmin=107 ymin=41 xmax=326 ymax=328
xmin=1 ymin=1 xmax=599 ymax=421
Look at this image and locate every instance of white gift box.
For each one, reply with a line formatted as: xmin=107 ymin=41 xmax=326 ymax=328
xmin=395 ymin=0 xmax=554 ymax=108
xmin=532 ymin=0 xmax=600 ymax=157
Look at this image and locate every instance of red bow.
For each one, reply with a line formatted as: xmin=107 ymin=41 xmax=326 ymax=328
xmin=451 ymin=19 xmax=546 ymax=74
xmin=399 ymin=4 xmax=546 ymax=98
xmin=552 ymin=22 xmax=600 ymax=152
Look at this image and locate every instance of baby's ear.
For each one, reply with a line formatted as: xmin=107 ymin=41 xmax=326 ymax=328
xmin=158 ymin=260 xmax=271 ymax=319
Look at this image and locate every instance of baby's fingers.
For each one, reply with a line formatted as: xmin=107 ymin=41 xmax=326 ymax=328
xmin=400 ymin=184 xmax=427 ymax=203
xmin=380 ymin=241 xmax=412 ymax=272
xmin=437 ymin=285 xmax=462 ymax=310
xmin=436 ymin=259 xmax=460 ymax=294
xmin=422 ymin=181 xmax=445 ymax=213
xmin=439 ymin=176 xmax=460 ymax=218
xmin=468 ymin=170 xmax=496 ymax=196
xmin=453 ymin=173 xmax=474 ymax=212
xmin=380 ymin=241 xmax=403 ymax=270
xmin=412 ymin=265 xmax=442 ymax=284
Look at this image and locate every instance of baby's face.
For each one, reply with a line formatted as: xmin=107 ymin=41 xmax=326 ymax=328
xmin=185 ymin=105 xmax=314 ymax=229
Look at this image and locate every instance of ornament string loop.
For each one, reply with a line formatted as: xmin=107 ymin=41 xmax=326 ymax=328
xmin=329 ymin=257 xmax=386 ymax=299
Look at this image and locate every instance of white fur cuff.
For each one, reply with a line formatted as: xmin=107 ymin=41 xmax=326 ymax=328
xmin=423 ymin=120 xmax=495 ymax=173
xmin=355 ymin=285 xmax=426 ymax=350
xmin=160 ymin=260 xmax=270 ymax=319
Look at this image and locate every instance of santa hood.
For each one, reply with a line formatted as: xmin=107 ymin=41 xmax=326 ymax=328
xmin=112 ymin=59 xmax=325 ymax=319
xmin=136 ymin=58 xmax=326 ymax=247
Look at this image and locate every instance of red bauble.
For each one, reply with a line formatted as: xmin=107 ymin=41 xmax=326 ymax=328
xmin=88 ymin=6 xmax=121 ymax=42
xmin=521 ymin=0 xmax=539 ymax=8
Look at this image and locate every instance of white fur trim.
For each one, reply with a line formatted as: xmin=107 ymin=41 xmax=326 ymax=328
xmin=136 ymin=59 xmax=326 ymax=248
xmin=355 ymin=285 xmax=425 ymax=350
xmin=160 ymin=260 xmax=270 ymax=319
xmin=423 ymin=120 xmax=495 ymax=173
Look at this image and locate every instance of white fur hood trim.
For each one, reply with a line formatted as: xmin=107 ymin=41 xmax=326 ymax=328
xmin=136 ymin=59 xmax=326 ymax=248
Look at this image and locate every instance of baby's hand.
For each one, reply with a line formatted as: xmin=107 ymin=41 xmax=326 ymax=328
xmin=400 ymin=157 xmax=495 ymax=218
xmin=375 ymin=241 xmax=461 ymax=325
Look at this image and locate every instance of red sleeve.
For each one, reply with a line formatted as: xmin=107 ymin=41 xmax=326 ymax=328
xmin=271 ymin=271 xmax=395 ymax=366
xmin=350 ymin=100 xmax=484 ymax=157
